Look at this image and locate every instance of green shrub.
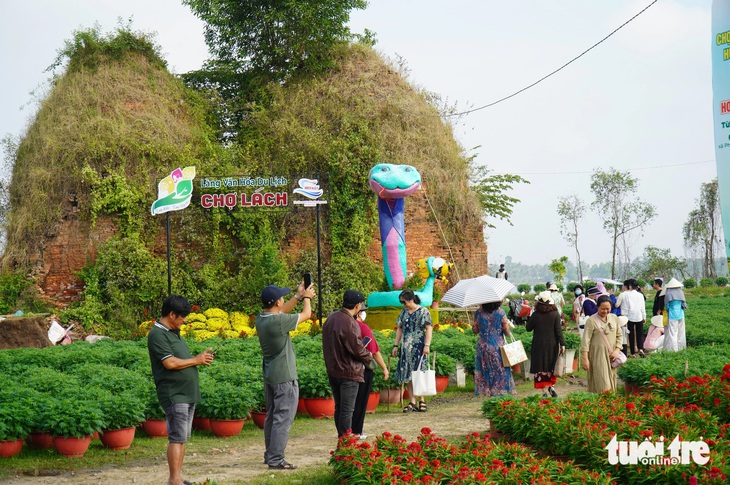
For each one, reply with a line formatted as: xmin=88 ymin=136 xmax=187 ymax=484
xmin=98 ymin=392 xmax=146 ymax=430
xmin=563 ymin=332 xmax=582 ymax=349
xmin=716 ymin=276 xmax=729 ymax=287
xmin=617 ymin=344 xmax=730 ymax=385
xmin=700 ymin=277 xmax=715 ymax=287
xmin=198 ymin=380 xmax=257 ymax=420
xmin=566 ymin=282 xmax=579 ymax=292
xmin=433 ymin=352 xmax=456 ymax=376
xmin=684 ymin=278 xmax=697 ymax=288
xmin=39 ymin=397 xmax=105 ymax=438
xmin=532 ymin=283 xmax=547 ymax=293
xmin=517 ymin=284 xmax=531 ymax=293
xmin=636 ymin=279 xmax=647 ymax=289
xmin=296 ymin=358 xmax=332 ymax=398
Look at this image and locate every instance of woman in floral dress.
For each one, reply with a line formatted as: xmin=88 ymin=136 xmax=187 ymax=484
xmin=473 ymin=301 xmax=516 ymax=397
xmin=392 ymin=290 xmax=433 ymax=413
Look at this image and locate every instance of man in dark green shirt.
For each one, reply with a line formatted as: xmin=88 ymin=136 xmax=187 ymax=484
xmin=256 ymin=281 xmax=314 ymax=470
xmin=148 ymin=295 xmax=214 ymax=485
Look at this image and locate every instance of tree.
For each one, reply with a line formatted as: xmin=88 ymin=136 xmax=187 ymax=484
xmin=548 ymin=256 xmax=569 ymax=285
xmin=683 ymin=179 xmax=723 ymax=279
xmin=590 ymin=167 xmax=656 ymax=279
xmin=469 ymin=165 xmax=529 ymax=228
xmin=184 ymin=0 xmax=367 ymax=82
xmin=557 ymin=194 xmax=585 ymax=283
xmin=637 ymin=246 xmax=687 ymax=282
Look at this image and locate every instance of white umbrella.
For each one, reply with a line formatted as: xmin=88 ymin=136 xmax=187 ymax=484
xmin=595 ymin=277 xmax=623 ymax=285
xmin=440 ymin=275 xmax=518 ymax=308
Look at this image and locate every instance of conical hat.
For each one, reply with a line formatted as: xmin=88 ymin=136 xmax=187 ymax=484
xmin=650 ymin=315 xmax=664 ymax=327
xmin=665 ymin=278 xmax=683 ymax=289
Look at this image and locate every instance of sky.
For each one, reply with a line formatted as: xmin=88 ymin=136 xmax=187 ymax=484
xmin=0 ymin=0 xmax=719 ymax=269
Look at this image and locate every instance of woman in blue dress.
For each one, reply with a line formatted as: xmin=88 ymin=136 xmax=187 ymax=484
xmin=473 ymin=301 xmax=516 ymax=397
xmin=392 ymin=290 xmax=433 ymax=413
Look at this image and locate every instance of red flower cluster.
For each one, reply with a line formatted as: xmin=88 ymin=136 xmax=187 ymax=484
xmin=650 ymin=368 xmax=730 ymax=423
xmin=329 ymin=430 xmax=612 ymax=484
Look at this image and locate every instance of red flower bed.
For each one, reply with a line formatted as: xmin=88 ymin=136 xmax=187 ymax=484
xmin=484 ymin=393 xmax=730 ymax=484
xmin=650 ymin=364 xmax=730 ymax=424
xmin=330 ymin=427 xmax=614 ymax=484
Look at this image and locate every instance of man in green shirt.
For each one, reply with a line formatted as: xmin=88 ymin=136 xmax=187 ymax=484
xmin=256 ymin=281 xmax=314 ymax=470
xmin=148 ymin=295 xmax=214 ymax=485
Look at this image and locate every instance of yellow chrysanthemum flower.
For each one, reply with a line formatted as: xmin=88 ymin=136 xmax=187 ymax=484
xmin=204 ymin=308 xmax=228 ymax=320
xmin=206 ymin=317 xmax=229 ymax=332
xmin=186 ymin=312 xmax=207 ymax=324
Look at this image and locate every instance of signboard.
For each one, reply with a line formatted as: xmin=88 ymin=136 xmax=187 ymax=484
xmin=196 ymin=175 xmax=327 ymax=209
xmin=151 ymin=166 xmax=196 ymax=215
xmin=712 ymin=0 xmax=730 ymax=270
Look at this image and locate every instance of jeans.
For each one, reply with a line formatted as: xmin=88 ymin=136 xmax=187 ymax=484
xmin=328 ymin=376 xmax=360 ymax=437
xmin=264 ymin=380 xmax=298 ymax=466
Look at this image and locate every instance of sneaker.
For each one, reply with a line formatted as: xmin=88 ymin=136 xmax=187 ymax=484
xmin=548 ymin=386 xmax=558 ymax=398
xmin=359 ymin=434 xmax=367 ymax=440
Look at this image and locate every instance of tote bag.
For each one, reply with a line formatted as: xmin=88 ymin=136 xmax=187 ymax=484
xmin=411 ymin=355 xmax=437 ymax=396
xmin=500 ymin=334 xmax=528 ymax=367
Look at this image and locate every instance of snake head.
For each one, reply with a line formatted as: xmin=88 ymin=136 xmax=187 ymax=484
xmin=368 ymin=163 xmax=421 ymax=199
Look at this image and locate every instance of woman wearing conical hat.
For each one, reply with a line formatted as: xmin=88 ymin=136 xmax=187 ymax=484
xmin=662 ymin=278 xmax=687 ymax=352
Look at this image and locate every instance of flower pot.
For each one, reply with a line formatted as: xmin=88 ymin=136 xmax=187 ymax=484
xmin=563 ymin=349 xmax=576 ymax=375
xmin=435 ymin=376 xmax=449 ymax=394
xmin=90 ymin=431 xmax=100 ymax=440
xmin=143 ymin=419 xmax=168 ymax=438
xmin=297 ymin=397 xmax=309 ymax=416
xmin=0 ymin=439 xmax=23 ymax=458
xmin=380 ymin=388 xmax=402 ymax=405
xmin=52 ymin=435 xmax=91 ymax=458
xmin=210 ymin=419 xmax=245 ymax=438
xmin=192 ymin=417 xmax=211 ymax=431
xmin=365 ymin=392 xmax=380 ymax=414
xmin=250 ymin=411 xmax=266 ymax=429
xmin=572 ymin=354 xmax=579 ymax=372
xmin=303 ymin=397 xmax=335 ymax=419
xmin=26 ymin=432 xmax=53 ymax=450
xmin=100 ymin=427 xmax=136 ymax=450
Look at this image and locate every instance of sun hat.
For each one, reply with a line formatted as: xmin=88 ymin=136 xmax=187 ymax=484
xmin=548 ymin=283 xmax=559 ymax=291
xmin=618 ymin=315 xmax=629 ymax=327
xmin=650 ymin=315 xmax=664 ymax=327
xmin=261 ymin=285 xmax=291 ymax=307
xmin=665 ymin=278 xmax=683 ymax=289
xmin=535 ymin=290 xmax=554 ymax=305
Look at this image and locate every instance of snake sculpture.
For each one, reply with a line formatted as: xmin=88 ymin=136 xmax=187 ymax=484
xmin=366 ymin=163 xmax=451 ymax=308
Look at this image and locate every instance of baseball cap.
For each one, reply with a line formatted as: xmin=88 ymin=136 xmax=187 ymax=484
xmin=343 ymin=289 xmax=366 ymax=307
xmin=261 ymin=285 xmax=291 ymax=307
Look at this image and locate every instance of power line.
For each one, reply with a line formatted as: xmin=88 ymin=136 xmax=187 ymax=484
xmin=492 ymin=159 xmax=714 ymax=176
xmin=442 ymin=0 xmax=660 ymax=118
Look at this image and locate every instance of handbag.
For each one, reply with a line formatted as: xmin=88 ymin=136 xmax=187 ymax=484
xmin=411 ymin=355 xmax=437 ymax=396
xmin=553 ymin=351 xmax=567 ymax=376
xmin=500 ymin=334 xmax=528 ymax=367
xmin=594 ymin=315 xmax=627 ymax=368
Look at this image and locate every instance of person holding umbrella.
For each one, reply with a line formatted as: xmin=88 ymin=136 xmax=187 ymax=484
xmin=472 ymin=299 xmax=516 ymax=397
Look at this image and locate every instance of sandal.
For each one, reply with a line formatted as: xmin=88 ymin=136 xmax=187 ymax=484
xmin=269 ymin=461 xmax=297 ymax=470
xmin=418 ymin=400 xmax=427 ymax=412
xmin=403 ymin=402 xmax=417 ymax=413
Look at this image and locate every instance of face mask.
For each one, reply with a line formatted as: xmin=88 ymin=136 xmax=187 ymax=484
xmin=575 ymin=289 xmax=582 ymax=296
xmin=359 ymin=312 xmax=367 ymax=321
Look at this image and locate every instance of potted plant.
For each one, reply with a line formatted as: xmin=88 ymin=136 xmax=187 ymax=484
xmin=297 ymin=360 xmax=335 ymax=418
xmin=0 ymin=400 xmax=31 ymax=458
xmin=198 ymin=381 xmax=256 ymax=437
xmin=98 ymin=392 xmax=145 ymax=450
xmin=562 ymin=332 xmax=581 ymax=373
xmin=433 ymin=353 xmax=456 ymax=393
xmin=142 ymin=386 xmax=168 ymax=438
xmin=249 ymin=390 xmax=267 ymax=429
xmin=39 ymin=397 xmax=105 ymax=458
xmin=373 ymin=356 xmax=402 ymax=405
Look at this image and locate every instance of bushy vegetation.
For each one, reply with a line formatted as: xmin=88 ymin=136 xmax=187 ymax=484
xmin=684 ymin=278 xmax=697 ymax=288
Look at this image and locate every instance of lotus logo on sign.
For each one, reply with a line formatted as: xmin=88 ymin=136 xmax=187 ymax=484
xmin=151 ymin=166 xmax=196 ymax=215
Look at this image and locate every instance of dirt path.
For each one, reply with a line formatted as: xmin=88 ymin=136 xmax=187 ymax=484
xmin=4 ymin=378 xmax=586 ymax=484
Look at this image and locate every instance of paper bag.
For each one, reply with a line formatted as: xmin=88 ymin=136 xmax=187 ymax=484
xmin=500 ymin=336 xmax=528 ymax=367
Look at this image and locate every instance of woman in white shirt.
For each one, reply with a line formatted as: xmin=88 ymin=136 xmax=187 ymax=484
xmin=615 ymin=279 xmax=647 ymax=357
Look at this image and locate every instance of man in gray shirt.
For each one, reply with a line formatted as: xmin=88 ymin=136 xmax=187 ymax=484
xmin=255 ymin=281 xmax=314 ymax=470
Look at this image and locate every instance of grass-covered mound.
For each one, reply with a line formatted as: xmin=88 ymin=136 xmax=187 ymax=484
xmin=1 ymin=28 xmax=485 ymax=337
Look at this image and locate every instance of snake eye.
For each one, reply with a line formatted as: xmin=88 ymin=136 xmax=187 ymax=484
xmin=404 ymin=167 xmax=412 ymax=172
xmin=380 ymin=166 xmax=389 ymax=172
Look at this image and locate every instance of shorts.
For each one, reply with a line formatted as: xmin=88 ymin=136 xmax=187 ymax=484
xmin=163 ymin=402 xmax=195 ymax=444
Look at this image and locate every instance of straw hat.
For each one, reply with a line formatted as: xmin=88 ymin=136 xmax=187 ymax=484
xmin=665 ymin=278 xmax=683 ymax=289
xmin=535 ymin=290 xmax=554 ymax=305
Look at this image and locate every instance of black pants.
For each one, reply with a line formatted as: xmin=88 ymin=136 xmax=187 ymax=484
xmin=627 ymin=320 xmax=645 ymax=354
xmin=351 ymin=368 xmax=374 ymax=435
xmin=328 ymin=376 xmax=360 ymax=437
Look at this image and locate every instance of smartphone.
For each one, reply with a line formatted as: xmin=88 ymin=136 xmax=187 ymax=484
xmin=303 ymin=272 xmax=312 ymax=288
xmin=362 ymin=336 xmax=372 ymax=347
xmin=211 ymin=345 xmax=223 ymax=355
